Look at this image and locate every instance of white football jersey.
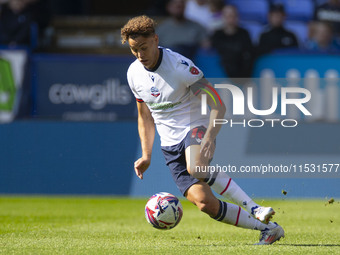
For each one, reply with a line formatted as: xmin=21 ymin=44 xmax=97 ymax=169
xmin=127 ymin=47 xmax=209 ymax=146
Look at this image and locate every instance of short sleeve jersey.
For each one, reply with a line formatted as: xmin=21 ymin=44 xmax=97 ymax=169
xmin=127 ymin=47 xmax=209 ymax=146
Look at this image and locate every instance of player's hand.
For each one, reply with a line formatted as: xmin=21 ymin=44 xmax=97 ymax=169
xmin=134 ymin=157 xmax=151 ymax=180
xmin=200 ymin=137 xmax=215 ymax=160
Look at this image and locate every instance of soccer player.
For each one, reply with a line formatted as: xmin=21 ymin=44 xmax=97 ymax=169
xmin=121 ymin=15 xmax=284 ymax=245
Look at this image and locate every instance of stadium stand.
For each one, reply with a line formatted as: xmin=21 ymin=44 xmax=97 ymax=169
xmin=271 ymin=0 xmax=315 ymax=21
xmin=284 ymin=20 xmax=309 ymax=45
xmin=240 ymin=21 xmax=264 ymax=43
xmin=49 ymin=16 xmax=134 ymax=54
xmin=314 ymin=0 xmax=328 ymax=6
xmin=227 ymin=0 xmax=269 ymax=23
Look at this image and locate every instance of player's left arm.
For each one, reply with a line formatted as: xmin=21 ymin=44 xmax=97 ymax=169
xmin=191 ymin=78 xmax=226 ymax=159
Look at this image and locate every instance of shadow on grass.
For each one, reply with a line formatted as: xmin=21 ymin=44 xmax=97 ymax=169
xmin=180 ymin=244 xmax=233 ymax=247
xmin=277 ymin=244 xmax=340 ymax=247
xmin=180 ymin=243 xmax=340 ymax=247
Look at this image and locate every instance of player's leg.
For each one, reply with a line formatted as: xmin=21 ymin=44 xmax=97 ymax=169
xmin=161 ymin=137 xmax=284 ymax=244
xmin=184 ymin=181 xmax=274 ymax=231
xmin=203 ymin=166 xmax=275 ymax=223
xmin=185 ymin=143 xmax=275 ymax=223
xmin=184 ymin=180 xmax=219 ymax=216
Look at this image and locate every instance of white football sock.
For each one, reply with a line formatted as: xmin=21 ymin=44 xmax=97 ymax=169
xmin=205 ymin=171 xmax=259 ymax=214
xmin=213 ymin=200 xmax=268 ymax=231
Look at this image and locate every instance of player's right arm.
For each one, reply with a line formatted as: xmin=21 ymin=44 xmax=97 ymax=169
xmin=134 ymin=101 xmax=155 ymax=180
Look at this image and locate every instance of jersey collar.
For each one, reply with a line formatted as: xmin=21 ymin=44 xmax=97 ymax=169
xmin=144 ymin=48 xmax=163 ymax=72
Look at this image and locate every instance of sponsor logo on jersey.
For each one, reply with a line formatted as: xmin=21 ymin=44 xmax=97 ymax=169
xmin=190 ymin=66 xmax=199 ymax=75
xmin=151 ymin=86 xmax=160 ymax=97
xmin=147 ymin=101 xmax=182 ymax=110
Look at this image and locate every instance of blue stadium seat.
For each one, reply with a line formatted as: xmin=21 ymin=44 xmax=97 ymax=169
xmin=194 ymin=48 xmax=227 ymax=78
xmin=284 ymin=20 xmax=309 ymax=45
xmin=271 ymin=0 xmax=315 ymax=21
xmin=228 ymin=0 xmax=269 ymax=23
xmin=240 ymin=21 xmax=264 ymax=43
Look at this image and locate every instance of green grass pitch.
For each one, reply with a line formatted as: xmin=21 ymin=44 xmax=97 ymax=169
xmin=0 ymin=196 xmax=339 ymax=254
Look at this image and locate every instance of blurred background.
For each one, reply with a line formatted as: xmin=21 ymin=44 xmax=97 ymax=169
xmin=0 ymin=0 xmax=339 ymax=198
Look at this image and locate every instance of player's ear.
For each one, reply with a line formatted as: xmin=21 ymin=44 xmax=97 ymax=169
xmin=154 ymin=34 xmax=159 ymax=45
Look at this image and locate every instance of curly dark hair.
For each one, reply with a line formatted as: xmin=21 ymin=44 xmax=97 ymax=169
xmin=121 ymin=15 xmax=157 ymax=44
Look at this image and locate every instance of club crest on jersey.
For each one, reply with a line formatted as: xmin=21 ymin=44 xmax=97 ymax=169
xmin=151 ymin=86 xmax=160 ymax=97
xmin=190 ymin=66 xmax=199 ymax=75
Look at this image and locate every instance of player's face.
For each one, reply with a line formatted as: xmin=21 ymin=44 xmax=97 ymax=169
xmin=128 ymin=34 xmax=160 ymax=70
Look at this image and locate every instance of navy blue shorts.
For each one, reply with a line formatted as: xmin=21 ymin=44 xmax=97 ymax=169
xmin=161 ymin=126 xmax=207 ymax=196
